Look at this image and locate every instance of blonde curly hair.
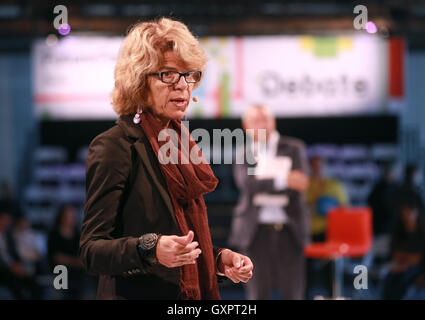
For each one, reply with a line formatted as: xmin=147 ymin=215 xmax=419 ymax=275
xmin=111 ymin=17 xmax=207 ymax=115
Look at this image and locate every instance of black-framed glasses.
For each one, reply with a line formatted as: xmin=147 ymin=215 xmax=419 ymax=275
xmin=147 ymin=70 xmax=202 ymax=84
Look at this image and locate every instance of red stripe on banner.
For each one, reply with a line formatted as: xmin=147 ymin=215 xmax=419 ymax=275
xmin=388 ymin=37 xmax=405 ymax=98
xmin=215 ymin=84 xmax=221 ymax=119
xmin=234 ymin=36 xmax=244 ymax=100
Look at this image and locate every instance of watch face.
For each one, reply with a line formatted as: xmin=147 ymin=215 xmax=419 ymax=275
xmin=140 ymin=233 xmax=158 ymax=250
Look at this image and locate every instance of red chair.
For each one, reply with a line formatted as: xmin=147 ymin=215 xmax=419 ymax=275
xmin=305 ymin=207 xmax=372 ymax=299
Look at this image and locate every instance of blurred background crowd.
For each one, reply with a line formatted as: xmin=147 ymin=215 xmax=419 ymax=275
xmin=1 ymin=0 xmax=425 ymax=299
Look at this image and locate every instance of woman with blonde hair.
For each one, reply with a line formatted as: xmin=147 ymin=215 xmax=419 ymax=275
xmin=79 ymin=17 xmax=253 ymax=300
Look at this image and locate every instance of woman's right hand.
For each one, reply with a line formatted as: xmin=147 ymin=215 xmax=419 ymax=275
xmin=156 ymin=230 xmax=202 ymax=268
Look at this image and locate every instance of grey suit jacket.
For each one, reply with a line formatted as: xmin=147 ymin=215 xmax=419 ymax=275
xmin=228 ymin=135 xmax=310 ymax=252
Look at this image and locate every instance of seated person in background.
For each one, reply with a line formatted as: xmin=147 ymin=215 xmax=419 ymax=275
xmin=305 ymin=155 xmax=349 ymax=298
xmin=367 ymin=162 xmax=398 ymax=261
xmin=306 ymin=155 xmax=349 ymax=242
xmin=382 ymin=201 xmax=425 ymax=300
xmin=391 ymin=163 xmax=425 ymax=216
xmin=12 ymin=215 xmax=47 ymax=277
xmin=48 ymin=204 xmax=85 ymax=299
xmin=368 ymin=162 xmax=397 ymax=237
xmin=0 ymin=211 xmax=42 ymax=299
xmin=0 ymin=181 xmax=22 ymax=218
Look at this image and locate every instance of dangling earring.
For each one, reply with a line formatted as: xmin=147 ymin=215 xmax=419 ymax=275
xmin=133 ymin=108 xmax=142 ymax=124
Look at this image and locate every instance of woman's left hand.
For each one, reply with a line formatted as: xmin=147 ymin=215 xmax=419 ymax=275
xmin=219 ymin=249 xmax=253 ymax=283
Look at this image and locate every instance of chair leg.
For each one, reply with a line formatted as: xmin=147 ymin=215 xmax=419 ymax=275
xmin=332 ymin=257 xmax=344 ymax=299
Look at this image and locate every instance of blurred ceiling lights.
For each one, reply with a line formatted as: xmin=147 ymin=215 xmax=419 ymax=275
xmin=1 ymin=1 xmax=425 ymax=50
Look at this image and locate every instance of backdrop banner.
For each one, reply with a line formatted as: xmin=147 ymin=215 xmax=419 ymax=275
xmin=33 ymin=34 xmax=391 ymax=120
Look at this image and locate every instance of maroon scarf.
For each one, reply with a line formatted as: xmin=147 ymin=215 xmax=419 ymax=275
xmin=140 ymin=110 xmax=220 ymax=300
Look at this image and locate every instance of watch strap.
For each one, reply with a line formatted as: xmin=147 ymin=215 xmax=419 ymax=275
xmin=137 ymin=233 xmax=160 ymax=266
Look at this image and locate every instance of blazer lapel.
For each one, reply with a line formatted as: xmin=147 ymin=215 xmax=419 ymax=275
xmin=133 ymin=140 xmax=177 ymax=226
xmin=117 ymin=115 xmax=177 ymax=226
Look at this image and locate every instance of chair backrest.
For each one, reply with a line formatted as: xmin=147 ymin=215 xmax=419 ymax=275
xmin=326 ymin=207 xmax=372 ymax=248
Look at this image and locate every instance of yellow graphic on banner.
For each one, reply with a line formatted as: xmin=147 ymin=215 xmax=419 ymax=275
xmin=300 ymin=36 xmax=353 ymax=57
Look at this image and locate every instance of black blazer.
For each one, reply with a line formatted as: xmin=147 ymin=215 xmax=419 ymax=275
xmin=80 ymin=115 xmax=221 ymax=299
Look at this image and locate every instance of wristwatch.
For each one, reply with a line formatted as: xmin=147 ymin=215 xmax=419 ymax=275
xmin=137 ymin=233 xmax=160 ymax=265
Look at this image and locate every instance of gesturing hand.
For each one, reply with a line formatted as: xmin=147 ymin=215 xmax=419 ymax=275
xmin=156 ymin=230 xmax=202 ymax=268
xmin=219 ymin=249 xmax=253 ymax=283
